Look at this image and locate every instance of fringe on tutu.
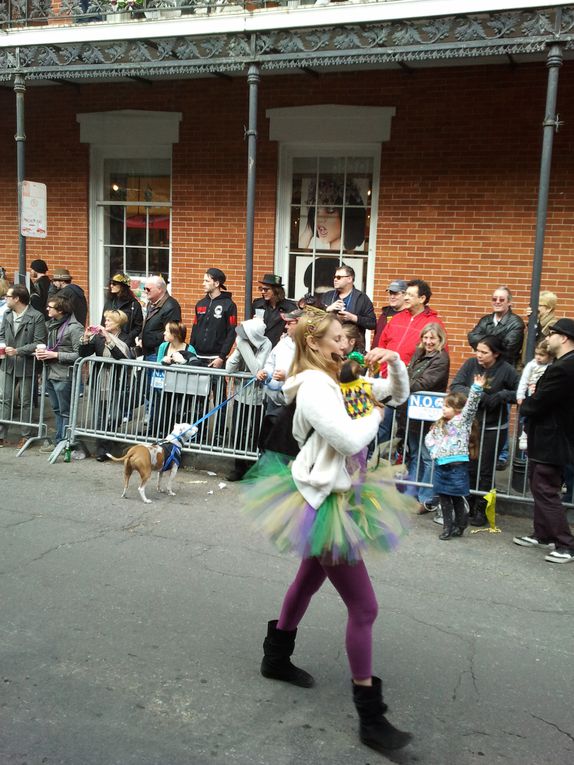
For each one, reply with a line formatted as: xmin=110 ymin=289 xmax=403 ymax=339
xmin=239 ymin=451 xmax=415 ymax=564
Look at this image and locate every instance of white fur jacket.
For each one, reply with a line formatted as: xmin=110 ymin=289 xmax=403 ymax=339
xmin=282 ymin=356 xmax=409 ymax=509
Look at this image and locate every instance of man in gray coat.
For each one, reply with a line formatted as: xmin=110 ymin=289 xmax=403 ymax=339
xmin=0 ymin=284 xmax=47 ymax=447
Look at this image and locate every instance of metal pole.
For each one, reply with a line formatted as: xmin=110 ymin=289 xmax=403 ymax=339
xmin=14 ymin=70 xmax=27 ymax=285
xmin=244 ymin=63 xmax=260 ymax=319
xmin=526 ymin=43 xmax=563 ymax=361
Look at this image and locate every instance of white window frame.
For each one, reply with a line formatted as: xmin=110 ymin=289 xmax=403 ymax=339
xmin=89 ymin=145 xmax=173 ymax=322
xmin=275 ymin=143 xmax=382 ymax=301
xmin=77 ymin=110 xmax=181 ymax=323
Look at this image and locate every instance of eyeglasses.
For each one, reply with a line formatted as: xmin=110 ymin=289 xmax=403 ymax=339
xmin=387 ymin=290 xmax=399 ymax=295
xmin=144 ymin=287 xmax=152 ymax=292
xmin=334 ymin=275 xmax=349 ymax=280
xmin=492 ymin=297 xmax=507 ymax=303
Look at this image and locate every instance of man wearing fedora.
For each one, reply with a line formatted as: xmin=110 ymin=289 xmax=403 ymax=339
xmin=514 ymin=318 xmax=574 ymax=563
xmin=252 ymin=274 xmax=297 ymax=348
xmin=322 ymin=264 xmax=376 ymax=342
xmin=50 ymin=268 xmax=88 ymax=327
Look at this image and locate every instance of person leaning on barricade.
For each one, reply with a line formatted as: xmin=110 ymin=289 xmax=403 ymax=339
xmin=79 ymin=309 xmax=135 ymax=461
xmin=450 ymin=335 xmax=519 ymax=527
xmin=0 ymin=284 xmax=47 ymax=448
xmin=36 ymin=295 xmax=84 ymax=451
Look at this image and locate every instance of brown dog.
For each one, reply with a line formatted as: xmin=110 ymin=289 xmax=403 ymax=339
xmin=107 ymin=423 xmax=195 ymax=503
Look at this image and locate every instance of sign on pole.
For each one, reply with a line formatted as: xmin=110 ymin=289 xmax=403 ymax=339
xmin=21 ymin=181 xmax=47 ymax=238
xmin=407 ymin=392 xmax=445 ymax=422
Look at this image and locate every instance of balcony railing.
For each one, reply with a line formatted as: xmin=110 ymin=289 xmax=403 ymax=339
xmin=0 ymin=0 xmax=385 ymax=29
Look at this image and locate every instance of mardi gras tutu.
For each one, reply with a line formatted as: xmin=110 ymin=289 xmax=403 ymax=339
xmin=239 ymin=451 xmax=414 ymax=564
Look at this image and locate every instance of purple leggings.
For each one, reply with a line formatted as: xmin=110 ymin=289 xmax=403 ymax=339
xmin=277 ymin=557 xmax=378 ymax=680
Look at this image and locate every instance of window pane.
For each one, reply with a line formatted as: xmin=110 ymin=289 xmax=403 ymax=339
xmin=105 ymin=247 xmax=125 ymax=284
xmin=126 ymin=218 xmax=147 ymax=247
xmin=126 ymin=247 xmax=147 ymax=275
xmin=149 ymin=249 xmax=169 ymax=282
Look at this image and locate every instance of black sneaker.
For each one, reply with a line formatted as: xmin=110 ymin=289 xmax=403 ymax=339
xmin=544 ymin=548 xmax=574 ymax=564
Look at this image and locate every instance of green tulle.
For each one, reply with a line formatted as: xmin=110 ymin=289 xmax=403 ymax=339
xmin=240 ymin=451 xmax=415 ymax=564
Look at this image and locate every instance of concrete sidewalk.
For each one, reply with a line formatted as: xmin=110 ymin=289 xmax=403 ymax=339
xmin=1 ymin=448 xmax=573 ymax=765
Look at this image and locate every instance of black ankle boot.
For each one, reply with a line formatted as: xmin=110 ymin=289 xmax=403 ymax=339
xmin=352 ymin=677 xmax=412 ymax=752
xmin=260 ymin=620 xmax=314 ymax=688
xmin=450 ymin=526 xmax=465 ymax=537
xmin=439 ymin=525 xmax=454 ymax=540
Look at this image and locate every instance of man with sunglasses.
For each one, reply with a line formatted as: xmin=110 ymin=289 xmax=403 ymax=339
xmin=139 ymin=276 xmax=181 ymax=359
xmin=514 ymin=318 xmax=574 ymax=564
xmin=323 ymin=264 xmax=376 ymax=343
xmin=373 ymin=279 xmax=407 ymax=347
xmin=468 ymin=286 xmax=524 ymax=367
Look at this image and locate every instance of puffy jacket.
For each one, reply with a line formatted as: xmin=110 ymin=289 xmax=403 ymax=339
xmin=191 ymin=291 xmax=237 ymax=360
xmin=467 ymin=309 xmax=525 ymax=366
xmin=521 ymin=350 xmax=574 ymax=465
xmin=377 ymin=306 xmax=447 ymax=376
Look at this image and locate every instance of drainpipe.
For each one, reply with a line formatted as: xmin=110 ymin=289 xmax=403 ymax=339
xmin=526 ymin=43 xmax=563 ymax=361
xmin=244 ymin=63 xmax=260 ymax=319
xmin=14 ymin=68 xmax=26 ymax=284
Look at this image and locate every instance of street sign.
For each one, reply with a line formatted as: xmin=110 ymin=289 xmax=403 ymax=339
xmin=21 ymin=181 xmax=47 ymax=238
xmin=407 ymin=392 xmax=445 ymax=422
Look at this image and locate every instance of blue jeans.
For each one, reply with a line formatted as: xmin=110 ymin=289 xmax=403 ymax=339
xmin=46 ymin=378 xmax=72 ymax=443
xmin=406 ymin=420 xmax=434 ymax=504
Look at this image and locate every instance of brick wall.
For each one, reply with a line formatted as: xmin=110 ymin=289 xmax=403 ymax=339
xmin=0 ymin=62 xmax=572 ymax=375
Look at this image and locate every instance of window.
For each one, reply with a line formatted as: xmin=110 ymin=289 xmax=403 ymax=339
xmin=100 ymin=158 xmax=171 ymax=290
xmin=289 ymin=155 xmax=373 ymax=297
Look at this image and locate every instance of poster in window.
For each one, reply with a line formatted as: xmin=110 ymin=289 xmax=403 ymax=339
xmin=297 ymin=176 xmax=370 ymax=252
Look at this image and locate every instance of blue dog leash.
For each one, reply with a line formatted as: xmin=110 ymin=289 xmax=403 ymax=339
xmin=176 ymin=376 xmax=257 ymax=442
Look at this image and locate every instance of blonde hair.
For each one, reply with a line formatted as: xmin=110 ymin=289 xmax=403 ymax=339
xmin=418 ymin=322 xmax=447 ymax=352
xmin=290 ymin=309 xmax=341 ymax=382
xmin=535 ymin=338 xmax=555 ymax=358
xmin=0 ymin=278 xmax=8 ymax=299
xmin=539 ymin=291 xmax=557 ymax=311
xmin=104 ymin=309 xmax=128 ymax=328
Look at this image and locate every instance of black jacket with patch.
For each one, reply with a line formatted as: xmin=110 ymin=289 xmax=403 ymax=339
xmin=191 ymin=291 xmax=237 ymax=360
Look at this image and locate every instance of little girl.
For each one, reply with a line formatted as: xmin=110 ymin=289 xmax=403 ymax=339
xmin=516 ymin=339 xmax=554 ymax=450
xmin=425 ymin=374 xmax=485 ymax=540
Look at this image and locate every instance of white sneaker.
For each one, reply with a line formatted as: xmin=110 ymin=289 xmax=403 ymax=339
xmin=513 ymin=535 xmax=555 ymax=549
xmin=433 ymin=514 xmax=444 ymax=526
xmin=518 ymin=432 xmax=528 ymax=450
xmin=545 ymin=548 xmax=574 ymax=564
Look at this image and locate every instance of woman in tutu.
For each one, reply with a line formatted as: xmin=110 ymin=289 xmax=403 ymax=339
xmin=241 ymin=308 xmax=414 ymax=754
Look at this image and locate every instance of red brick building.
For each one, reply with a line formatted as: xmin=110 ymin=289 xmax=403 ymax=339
xmin=0 ymin=1 xmax=573 ymax=371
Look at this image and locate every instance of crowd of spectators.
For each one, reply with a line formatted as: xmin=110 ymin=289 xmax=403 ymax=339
xmin=0 ymin=260 xmax=572 ymax=550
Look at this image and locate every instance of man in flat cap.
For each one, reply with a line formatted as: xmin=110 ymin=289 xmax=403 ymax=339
xmin=514 ymin=318 xmax=574 ymax=564
xmin=252 ymin=274 xmax=297 ymax=348
xmin=50 ymin=268 xmax=88 ymax=327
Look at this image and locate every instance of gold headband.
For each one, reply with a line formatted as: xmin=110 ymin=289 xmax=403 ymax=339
xmin=303 ymin=305 xmax=326 ymax=339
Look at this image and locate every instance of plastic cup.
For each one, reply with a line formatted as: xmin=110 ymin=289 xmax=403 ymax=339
xmin=0 ymin=343 xmax=5 ymax=358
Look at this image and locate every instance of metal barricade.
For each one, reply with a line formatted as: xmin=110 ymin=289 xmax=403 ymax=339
xmin=64 ymin=356 xmax=265 ymax=461
xmin=0 ymin=354 xmax=48 ymax=453
xmin=378 ymin=392 xmax=573 ymax=508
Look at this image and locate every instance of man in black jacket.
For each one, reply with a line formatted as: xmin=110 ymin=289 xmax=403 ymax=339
xmin=140 ymin=276 xmax=181 ymax=359
xmin=467 ymin=286 xmax=524 ymax=367
xmin=322 ymin=264 xmax=376 ymax=342
xmin=50 ymin=268 xmax=88 ymax=327
xmin=29 ymin=259 xmax=51 ymax=317
xmin=514 ymin=318 xmax=574 ymax=563
xmin=190 ymin=268 xmax=237 ymax=368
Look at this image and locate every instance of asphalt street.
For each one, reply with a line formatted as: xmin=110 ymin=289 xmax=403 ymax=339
xmin=1 ymin=447 xmax=573 ymax=765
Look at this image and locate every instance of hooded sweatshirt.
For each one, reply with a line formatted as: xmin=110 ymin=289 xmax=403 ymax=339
xmin=282 ymin=356 xmax=409 ymax=509
xmin=191 ymin=291 xmax=237 ymax=360
xmin=226 ymin=318 xmax=272 ymax=404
